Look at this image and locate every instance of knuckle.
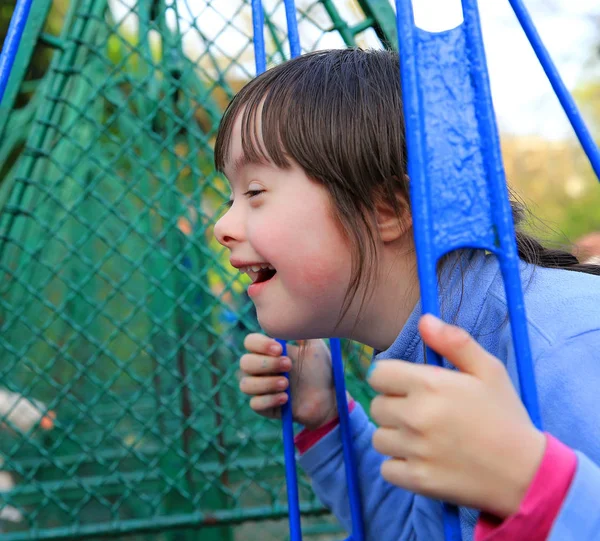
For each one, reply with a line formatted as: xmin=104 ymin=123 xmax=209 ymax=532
xmin=380 ymin=460 xmax=394 ymax=484
xmin=243 ymin=333 xmax=265 ymax=351
xmin=421 ymin=372 xmax=443 ymax=394
xmin=249 ymin=396 xmax=261 ymax=411
xmin=242 ymin=334 xmax=255 ymax=350
xmin=406 ymin=460 xmax=432 ymax=491
xmin=371 ymin=428 xmax=384 ymax=452
xmin=407 ymin=402 xmax=437 ymax=434
xmin=239 ymin=354 xmax=250 ymax=370
xmin=370 ymin=396 xmax=385 ymax=421
xmin=239 ymin=377 xmax=251 ymax=394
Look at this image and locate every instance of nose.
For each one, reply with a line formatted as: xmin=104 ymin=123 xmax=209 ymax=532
xmin=214 ymin=204 xmax=244 ymax=248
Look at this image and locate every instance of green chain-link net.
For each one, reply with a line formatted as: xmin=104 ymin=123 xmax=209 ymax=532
xmin=0 ymin=1 xmax=396 ymax=539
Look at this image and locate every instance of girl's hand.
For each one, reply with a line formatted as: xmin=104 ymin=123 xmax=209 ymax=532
xmin=368 ymin=315 xmax=546 ymax=519
xmin=239 ymin=334 xmax=338 ymax=430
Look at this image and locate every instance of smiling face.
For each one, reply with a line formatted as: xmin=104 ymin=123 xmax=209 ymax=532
xmin=214 ymin=116 xmax=354 ymax=340
xmin=212 ymin=50 xmax=421 ymax=350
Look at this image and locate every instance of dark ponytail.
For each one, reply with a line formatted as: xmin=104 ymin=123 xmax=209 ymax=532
xmin=512 ymin=198 xmax=600 ymax=276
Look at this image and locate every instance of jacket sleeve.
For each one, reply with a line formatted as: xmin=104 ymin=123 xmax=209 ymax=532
xmin=297 ymin=402 xmax=442 ymax=541
xmin=532 ymin=332 xmax=600 ymax=540
xmin=549 ymin=452 xmax=600 ymax=540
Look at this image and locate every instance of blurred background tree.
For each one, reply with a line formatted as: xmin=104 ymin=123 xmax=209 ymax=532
xmin=501 ymin=7 xmax=600 ymax=246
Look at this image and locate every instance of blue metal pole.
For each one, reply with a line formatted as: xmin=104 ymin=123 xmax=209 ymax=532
xmin=277 ymin=339 xmax=303 ymax=541
xmin=0 ymin=0 xmax=34 ymax=104
xmin=462 ymin=0 xmax=542 ymax=430
xmin=395 ymin=0 xmax=463 ymax=539
xmin=251 ymin=2 xmax=303 ymax=539
xmin=507 ymin=0 xmax=600 ymax=181
xmin=250 ymin=3 xmax=303 ymax=540
xmin=279 ymin=3 xmax=303 ymax=539
xmin=331 ymin=338 xmax=365 ymax=541
xmin=251 ymin=0 xmax=267 ymax=75
xmin=283 ymin=0 xmax=302 ymax=58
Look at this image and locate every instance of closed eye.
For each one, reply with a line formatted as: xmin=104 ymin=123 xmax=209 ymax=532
xmin=220 ymin=190 xmax=263 ymax=211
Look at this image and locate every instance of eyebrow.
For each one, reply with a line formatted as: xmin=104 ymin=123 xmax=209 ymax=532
xmin=231 ymin=154 xmax=255 ymax=175
xmin=230 ymin=150 xmax=274 ymax=176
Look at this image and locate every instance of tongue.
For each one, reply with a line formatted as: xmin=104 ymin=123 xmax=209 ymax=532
xmin=256 ymin=269 xmax=276 ymax=283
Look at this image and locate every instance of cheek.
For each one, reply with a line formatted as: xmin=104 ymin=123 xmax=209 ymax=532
xmin=295 ymin=259 xmax=348 ymax=295
xmin=249 ymin=204 xmax=353 ymax=294
xmin=282 ymin=233 xmax=353 ymax=299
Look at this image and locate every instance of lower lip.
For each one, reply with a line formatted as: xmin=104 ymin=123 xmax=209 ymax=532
xmin=248 ymin=275 xmax=276 ymax=298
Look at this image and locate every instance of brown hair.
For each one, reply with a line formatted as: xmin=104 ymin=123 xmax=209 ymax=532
xmin=214 ymin=49 xmax=600 ymax=316
xmin=215 ymin=49 xmax=411 ymax=322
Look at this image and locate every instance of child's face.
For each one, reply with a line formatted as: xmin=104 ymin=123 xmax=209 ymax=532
xmin=214 ymin=116 xmax=354 ymax=340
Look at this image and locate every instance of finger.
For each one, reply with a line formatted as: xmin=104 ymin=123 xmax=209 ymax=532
xmin=244 ymin=333 xmax=283 ymax=356
xmin=380 ymin=458 xmax=429 ymax=494
xmin=372 ymin=427 xmax=413 ymax=459
xmin=240 ymin=375 xmax=289 ymax=396
xmin=418 ymin=315 xmax=503 ymax=380
xmin=240 ymin=353 xmax=292 ymax=375
xmin=249 ymin=392 xmax=288 ymax=412
xmin=368 ymin=360 xmax=440 ymax=396
xmin=370 ymin=395 xmax=407 ymax=428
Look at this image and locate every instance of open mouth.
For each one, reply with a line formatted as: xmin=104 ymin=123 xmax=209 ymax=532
xmin=255 ymin=268 xmax=277 ymax=283
xmin=240 ymin=264 xmax=277 ymax=284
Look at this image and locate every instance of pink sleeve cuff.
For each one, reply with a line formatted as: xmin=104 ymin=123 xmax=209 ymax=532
xmin=294 ymin=399 xmax=356 ymax=455
xmin=475 ymin=433 xmax=577 ymax=541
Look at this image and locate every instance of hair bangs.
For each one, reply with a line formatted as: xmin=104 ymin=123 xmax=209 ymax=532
xmin=214 ymin=69 xmax=303 ymax=173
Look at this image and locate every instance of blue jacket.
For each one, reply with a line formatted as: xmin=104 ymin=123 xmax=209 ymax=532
xmin=298 ymin=250 xmax=600 ymax=540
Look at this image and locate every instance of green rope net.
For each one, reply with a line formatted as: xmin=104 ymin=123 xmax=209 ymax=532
xmin=0 ymin=1 xmax=395 ymax=539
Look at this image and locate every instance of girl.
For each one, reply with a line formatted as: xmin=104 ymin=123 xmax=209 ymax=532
xmin=213 ymin=49 xmax=600 ymax=540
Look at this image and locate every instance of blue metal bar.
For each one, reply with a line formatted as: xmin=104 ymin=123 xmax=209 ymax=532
xmin=277 ymin=339 xmax=303 ymax=541
xmin=507 ymin=0 xmax=600 ymax=181
xmin=283 ymin=0 xmax=302 ymax=58
xmin=394 ymin=0 xmax=544 ymax=537
xmin=394 ymin=4 xmax=465 ymax=538
xmin=330 ymin=338 xmax=365 ymax=541
xmin=250 ymin=4 xmax=302 ymax=539
xmin=0 ymin=0 xmax=34 ymax=104
xmin=462 ymin=0 xmax=542 ymax=429
xmin=279 ymin=4 xmax=303 ymax=539
xmin=251 ymin=0 xmax=267 ymax=75
xmin=251 ymin=3 xmax=364 ymax=540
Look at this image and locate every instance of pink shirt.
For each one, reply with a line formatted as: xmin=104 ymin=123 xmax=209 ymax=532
xmin=295 ymin=399 xmax=356 ymax=455
xmin=296 ymin=416 xmax=576 ymax=540
xmin=475 ymin=433 xmax=576 ymax=541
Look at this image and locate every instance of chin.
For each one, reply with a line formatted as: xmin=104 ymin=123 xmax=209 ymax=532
xmin=257 ymin=314 xmax=323 ymax=341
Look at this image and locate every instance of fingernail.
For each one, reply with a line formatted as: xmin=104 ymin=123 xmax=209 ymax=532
xmin=366 ymin=362 xmax=377 ymax=380
xmin=281 ymin=357 xmax=292 ymax=370
xmin=269 ymin=343 xmax=281 ymax=355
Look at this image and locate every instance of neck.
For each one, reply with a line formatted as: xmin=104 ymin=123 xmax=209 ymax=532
xmin=341 ymin=240 xmax=420 ymax=351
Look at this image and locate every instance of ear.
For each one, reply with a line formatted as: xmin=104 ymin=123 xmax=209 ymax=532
xmin=375 ymin=196 xmax=412 ymax=243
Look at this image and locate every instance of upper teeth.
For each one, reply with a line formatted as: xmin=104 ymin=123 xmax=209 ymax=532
xmin=240 ymin=264 xmax=275 ymax=273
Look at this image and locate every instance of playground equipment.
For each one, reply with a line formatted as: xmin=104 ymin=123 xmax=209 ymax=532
xmin=1 ymin=1 xmax=599 ymax=540
xmin=251 ymin=1 xmax=600 ymax=541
